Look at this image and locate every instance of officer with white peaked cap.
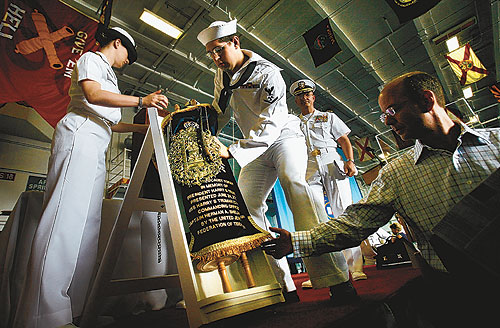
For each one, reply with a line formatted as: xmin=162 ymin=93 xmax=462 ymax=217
xmin=290 ymin=78 xmax=316 ymax=96
xmin=198 ymin=20 xmax=357 ymax=303
xmin=9 ymin=27 xmax=169 ymax=328
xmin=292 ymin=78 xmax=367 ymax=286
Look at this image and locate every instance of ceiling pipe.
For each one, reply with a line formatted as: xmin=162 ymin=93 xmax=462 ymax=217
xmin=134 ymin=62 xmax=214 ymax=99
xmin=61 ymin=0 xmax=216 ymax=76
xmin=118 ymin=74 xmax=190 ymax=105
xmin=132 ymin=6 xmax=206 ymax=95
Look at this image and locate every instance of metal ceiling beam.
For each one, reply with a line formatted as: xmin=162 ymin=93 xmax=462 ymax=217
xmin=305 ymin=0 xmax=385 ymax=85
xmin=491 ymin=0 xmax=500 ymax=80
xmin=117 ymin=74 xmax=190 ymax=105
xmin=61 ymin=0 xmax=216 ymax=76
xmin=131 ymin=5 xmax=206 ymax=96
xmin=133 ymin=62 xmax=214 ymax=99
xmin=413 ymin=18 xmax=452 ymax=100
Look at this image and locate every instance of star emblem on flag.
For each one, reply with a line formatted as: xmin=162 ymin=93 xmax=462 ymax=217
xmin=445 ymin=43 xmax=488 ymax=85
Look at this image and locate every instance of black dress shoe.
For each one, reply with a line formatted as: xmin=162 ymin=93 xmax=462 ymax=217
xmin=329 ymin=280 xmax=360 ymax=305
xmin=283 ymin=290 xmax=300 ymax=303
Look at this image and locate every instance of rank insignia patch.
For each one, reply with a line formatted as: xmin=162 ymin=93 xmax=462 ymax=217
xmin=314 ymin=114 xmax=328 ymax=123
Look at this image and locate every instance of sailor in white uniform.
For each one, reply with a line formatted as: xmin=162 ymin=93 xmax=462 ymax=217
xmin=198 ymin=20 xmax=358 ymax=303
xmin=291 ymin=79 xmax=367 ymax=282
xmin=10 ymin=27 xmax=168 ymax=328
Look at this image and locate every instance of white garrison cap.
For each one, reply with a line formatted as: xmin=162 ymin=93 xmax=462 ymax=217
xmin=197 ymin=19 xmax=237 ymax=46
xmin=290 ymin=79 xmax=316 ymax=96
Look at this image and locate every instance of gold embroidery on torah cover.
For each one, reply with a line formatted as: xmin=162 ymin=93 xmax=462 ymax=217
xmin=162 ymin=102 xmax=269 ymax=271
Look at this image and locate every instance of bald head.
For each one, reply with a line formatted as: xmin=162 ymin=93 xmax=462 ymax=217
xmin=380 ymin=72 xmax=446 ymax=108
xmin=378 ymin=71 xmax=457 ymax=146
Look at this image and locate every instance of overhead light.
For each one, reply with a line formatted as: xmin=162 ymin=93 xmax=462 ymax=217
xmin=446 ymin=36 xmax=460 ymax=52
xmin=462 ymin=86 xmax=473 ymax=99
xmin=140 ymin=9 xmax=183 ymax=39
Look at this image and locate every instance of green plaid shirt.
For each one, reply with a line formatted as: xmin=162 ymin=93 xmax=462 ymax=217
xmin=292 ymin=124 xmax=500 ymax=271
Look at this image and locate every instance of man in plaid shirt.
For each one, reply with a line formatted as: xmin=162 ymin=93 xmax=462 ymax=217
xmin=263 ymin=71 xmax=499 ymax=326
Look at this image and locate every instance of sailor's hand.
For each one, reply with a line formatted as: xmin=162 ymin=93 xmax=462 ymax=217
xmin=344 ymin=160 xmax=357 ymax=177
xmin=214 ymin=137 xmax=231 ymax=159
xmin=143 ymin=90 xmax=169 ymax=110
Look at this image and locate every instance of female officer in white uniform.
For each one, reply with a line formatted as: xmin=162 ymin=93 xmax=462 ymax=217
xmin=10 ymin=27 xmax=168 ymax=328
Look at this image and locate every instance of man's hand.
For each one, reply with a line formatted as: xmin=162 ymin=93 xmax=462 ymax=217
xmin=261 ymin=227 xmax=293 ymax=259
xmin=214 ymin=137 xmax=231 ymax=159
xmin=143 ymin=90 xmax=169 ymax=110
xmin=344 ymin=160 xmax=357 ymax=177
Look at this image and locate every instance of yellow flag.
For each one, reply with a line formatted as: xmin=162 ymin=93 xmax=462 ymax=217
xmin=445 ymin=43 xmax=488 ymax=85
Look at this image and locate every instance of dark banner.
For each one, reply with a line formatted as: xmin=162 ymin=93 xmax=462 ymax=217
xmin=303 ymin=17 xmax=341 ymax=67
xmin=0 ymin=0 xmax=99 ymax=127
xmin=385 ymin=0 xmax=441 ymax=24
xmin=162 ymin=103 xmax=269 ymax=270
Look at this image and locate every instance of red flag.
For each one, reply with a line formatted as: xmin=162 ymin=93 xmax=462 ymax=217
xmin=0 ymin=0 xmax=99 ymax=127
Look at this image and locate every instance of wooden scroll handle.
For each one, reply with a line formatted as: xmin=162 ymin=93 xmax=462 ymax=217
xmin=217 ymin=259 xmax=233 ymax=293
xmin=240 ymin=252 xmax=256 ymax=288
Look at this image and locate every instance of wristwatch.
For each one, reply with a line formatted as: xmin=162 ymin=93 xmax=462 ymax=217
xmin=138 ymin=96 xmax=143 ymax=109
xmin=345 ymin=158 xmax=355 ymax=163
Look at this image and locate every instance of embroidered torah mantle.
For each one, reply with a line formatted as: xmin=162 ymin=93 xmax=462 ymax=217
xmin=162 ymin=103 xmax=270 ymax=268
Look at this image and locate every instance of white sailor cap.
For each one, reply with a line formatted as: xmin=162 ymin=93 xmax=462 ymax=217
xmin=290 ymin=79 xmax=316 ymax=96
xmin=197 ymin=19 xmax=237 ymax=46
xmin=103 ymin=27 xmax=137 ymax=64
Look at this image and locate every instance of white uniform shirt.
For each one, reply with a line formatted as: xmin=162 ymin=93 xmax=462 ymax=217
xmin=300 ymin=110 xmax=350 ymax=157
xmin=67 ymin=51 xmax=121 ymax=124
xmin=213 ymin=49 xmax=297 ymax=167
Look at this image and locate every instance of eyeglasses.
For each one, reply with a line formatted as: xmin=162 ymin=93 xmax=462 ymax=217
xmin=379 ymin=101 xmax=408 ymax=123
xmin=379 ymin=107 xmax=396 ymax=123
xmin=206 ymin=42 xmax=228 ymax=59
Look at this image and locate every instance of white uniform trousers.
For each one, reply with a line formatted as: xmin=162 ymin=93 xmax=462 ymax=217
xmin=12 ymin=112 xmax=111 ymax=328
xmin=306 ymin=151 xmax=364 ymax=277
xmin=238 ymin=136 xmax=349 ymax=291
